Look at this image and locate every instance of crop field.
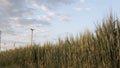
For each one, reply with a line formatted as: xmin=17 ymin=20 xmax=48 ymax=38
xmin=0 ymin=15 xmax=120 ymax=68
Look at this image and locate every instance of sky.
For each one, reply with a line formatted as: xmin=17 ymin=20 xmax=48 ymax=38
xmin=0 ymin=0 xmax=120 ymax=49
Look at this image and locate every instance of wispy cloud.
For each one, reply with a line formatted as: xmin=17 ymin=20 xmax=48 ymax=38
xmin=74 ymin=7 xmax=83 ymax=11
xmin=58 ymin=14 xmax=71 ymax=22
xmin=0 ymin=0 xmax=81 ymax=44
xmin=74 ymin=7 xmax=91 ymax=12
xmin=0 ymin=0 xmax=78 ymax=35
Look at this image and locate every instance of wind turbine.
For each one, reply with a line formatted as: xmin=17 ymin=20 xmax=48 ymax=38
xmin=30 ymin=28 xmax=34 ymax=46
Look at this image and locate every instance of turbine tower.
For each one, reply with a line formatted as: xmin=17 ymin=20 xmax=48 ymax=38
xmin=30 ymin=28 xmax=34 ymax=46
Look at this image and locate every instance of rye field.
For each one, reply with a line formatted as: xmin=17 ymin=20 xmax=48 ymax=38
xmin=0 ymin=15 xmax=120 ymax=68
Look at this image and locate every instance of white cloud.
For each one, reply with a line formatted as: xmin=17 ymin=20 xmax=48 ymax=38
xmin=35 ymin=10 xmax=57 ymax=21
xmin=74 ymin=7 xmax=83 ymax=11
xmin=0 ymin=0 xmax=79 ymax=45
xmin=47 ymin=11 xmax=56 ymax=16
xmin=32 ymin=2 xmax=49 ymax=12
xmin=40 ymin=5 xmax=49 ymax=11
xmin=74 ymin=7 xmax=91 ymax=12
xmin=58 ymin=14 xmax=71 ymax=22
xmin=40 ymin=15 xmax=51 ymax=21
xmin=42 ymin=11 xmax=56 ymax=20
xmin=0 ymin=0 xmax=77 ymax=35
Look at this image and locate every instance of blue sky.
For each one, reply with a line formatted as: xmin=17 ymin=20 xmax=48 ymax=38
xmin=0 ymin=0 xmax=120 ymax=49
